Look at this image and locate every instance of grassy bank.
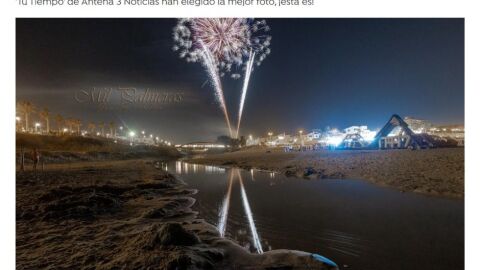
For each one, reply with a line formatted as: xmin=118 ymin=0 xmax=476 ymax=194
xmin=16 ymin=133 xmax=181 ymax=164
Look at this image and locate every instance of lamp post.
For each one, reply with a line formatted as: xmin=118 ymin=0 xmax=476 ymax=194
xmin=16 ymin=117 xmax=21 ymax=131
xmin=299 ymin=130 xmax=304 ymax=147
xmin=35 ymin=122 xmax=41 ymax=133
xmin=129 ymin=131 xmax=136 ymax=145
xmin=267 ymin=132 xmax=273 ymax=146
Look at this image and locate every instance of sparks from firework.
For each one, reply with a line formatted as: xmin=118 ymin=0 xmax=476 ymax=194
xmin=218 ymin=170 xmax=234 ymax=237
xmin=237 ymin=169 xmax=263 ymax=254
xmin=173 ymin=18 xmax=249 ymax=78
xmin=173 ymin=18 xmax=271 ymax=79
xmin=236 ymin=50 xmax=255 ymax=138
xmin=192 ymin=19 xmax=249 ymax=67
xmin=173 ymin=18 xmax=271 ymax=137
xmin=199 ymin=40 xmax=234 ymax=137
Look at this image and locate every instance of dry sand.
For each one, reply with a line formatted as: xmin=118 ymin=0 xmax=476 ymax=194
xmin=187 ymin=147 xmax=464 ymax=199
xmin=16 ymin=159 xmax=338 ymax=269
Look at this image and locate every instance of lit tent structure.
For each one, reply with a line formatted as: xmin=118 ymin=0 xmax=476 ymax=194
xmin=367 ymin=114 xmax=434 ymax=149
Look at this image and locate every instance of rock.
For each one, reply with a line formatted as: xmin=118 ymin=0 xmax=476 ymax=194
xmin=142 ymin=223 xmax=201 ymax=250
xmin=284 ymin=170 xmax=296 ymax=177
xmin=303 ymin=167 xmax=317 ymax=177
xmin=158 ymin=223 xmax=201 ymax=246
xmin=322 ymin=172 xmax=345 ymax=179
xmin=39 ymin=187 xmax=123 ymax=221
xmin=166 ymin=254 xmax=192 ymax=270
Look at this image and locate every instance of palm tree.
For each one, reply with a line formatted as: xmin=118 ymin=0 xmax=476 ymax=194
xmin=65 ymin=118 xmax=74 ymax=133
xmin=74 ymin=119 xmax=82 ymax=135
xmin=98 ymin=121 xmax=105 ymax=137
xmin=17 ymin=101 xmax=35 ymax=132
xmin=109 ymin=121 xmax=115 ymax=137
xmin=39 ymin=108 xmax=50 ymax=134
xmin=55 ymin=114 xmax=64 ymax=134
xmin=87 ymin=122 xmax=96 ymax=135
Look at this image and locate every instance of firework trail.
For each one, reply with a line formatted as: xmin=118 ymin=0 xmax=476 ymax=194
xmin=199 ymin=40 xmax=234 ymax=137
xmin=236 ymin=50 xmax=255 ymax=138
xmin=173 ymin=19 xmax=271 ymax=137
xmin=237 ymin=169 xmax=263 ymax=254
xmin=218 ymin=170 xmax=235 ymax=237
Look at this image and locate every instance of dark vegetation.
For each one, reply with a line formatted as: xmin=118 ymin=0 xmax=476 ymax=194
xmin=16 ymin=133 xmax=181 ymax=163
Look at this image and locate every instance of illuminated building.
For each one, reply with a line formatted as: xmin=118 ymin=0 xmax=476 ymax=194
xmin=404 ymin=116 xmax=433 ymax=134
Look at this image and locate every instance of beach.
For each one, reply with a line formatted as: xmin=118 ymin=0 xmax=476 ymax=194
xmin=187 ymin=147 xmax=464 ymax=199
xmin=16 ymin=158 xmax=338 ymax=269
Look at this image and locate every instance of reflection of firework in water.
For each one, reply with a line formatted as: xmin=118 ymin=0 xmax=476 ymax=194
xmin=237 ymin=170 xmax=263 ymax=254
xmin=173 ymin=18 xmax=271 ymax=137
xmin=218 ymin=170 xmax=234 ymax=237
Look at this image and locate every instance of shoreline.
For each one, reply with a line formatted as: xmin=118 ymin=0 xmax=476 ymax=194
xmin=16 ymin=158 xmax=338 ymax=269
xmin=186 ymin=147 xmax=464 ymax=199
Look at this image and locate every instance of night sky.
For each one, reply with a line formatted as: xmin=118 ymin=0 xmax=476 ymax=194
xmin=16 ymin=18 xmax=464 ymax=143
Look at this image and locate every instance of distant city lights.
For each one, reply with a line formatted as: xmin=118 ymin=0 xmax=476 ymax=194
xmin=326 ymin=136 xmax=343 ymax=147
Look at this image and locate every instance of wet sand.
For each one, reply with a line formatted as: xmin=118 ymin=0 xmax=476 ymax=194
xmin=187 ymin=147 xmax=464 ymax=199
xmin=16 ymin=159 xmax=338 ymax=269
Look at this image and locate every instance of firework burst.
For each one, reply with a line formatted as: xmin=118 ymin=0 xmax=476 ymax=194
xmin=173 ymin=18 xmax=271 ymax=138
xmin=173 ymin=18 xmax=271 ymax=78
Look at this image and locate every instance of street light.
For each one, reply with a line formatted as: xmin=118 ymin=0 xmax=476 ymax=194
xmin=299 ymin=130 xmax=304 ymax=147
xmin=15 ymin=117 xmax=21 ymax=132
xmin=267 ymin=132 xmax=273 ymax=146
xmin=129 ymin=131 xmax=136 ymax=145
xmin=35 ymin=122 xmax=41 ymax=133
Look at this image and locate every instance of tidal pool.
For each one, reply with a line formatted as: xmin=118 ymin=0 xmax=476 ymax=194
xmin=162 ymin=161 xmax=464 ymax=270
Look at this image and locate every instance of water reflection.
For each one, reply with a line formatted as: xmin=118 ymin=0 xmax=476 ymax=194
xmin=218 ymin=170 xmax=234 ymax=237
xmin=174 ymin=160 xmax=226 ymax=175
xmin=237 ymin=169 xmax=263 ymax=253
xmin=164 ymin=161 xmax=464 ymax=270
